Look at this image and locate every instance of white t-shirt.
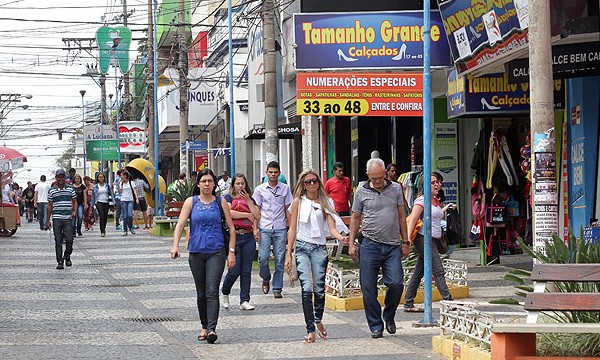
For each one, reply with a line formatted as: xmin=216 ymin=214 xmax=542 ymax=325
xmin=120 ymin=181 xmax=135 ymax=202
xmin=2 ymin=183 xmax=12 ymax=203
xmin=218 ymin=178 xmax=231 ymax=195
xmin=414 ymin=195 xmax=444 ymax=238
xmin=34 ymin=181 xmax=51 ymax=203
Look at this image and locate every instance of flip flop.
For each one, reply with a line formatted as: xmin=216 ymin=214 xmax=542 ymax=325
xmin=197 ymin=331 xmax=208 ymax=341
xmin=316 ymin=323 xmax=328 ymax=339
xmin=304 ymin=333 xmax=316 ymax=343
xmin=403 ymin=306 xmax=424 ymax=313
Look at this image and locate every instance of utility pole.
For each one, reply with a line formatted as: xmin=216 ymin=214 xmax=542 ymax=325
xmin=178 ymin=0 xmax=189 ymax=177
xmin=147 ymin=0 xmax=155 ymax=164
xmin=122 ymin=0 xmax=131 ymax=122
xmin=529 ymin=0 xmax=557 ymax=254
xmin=100 ymin=74 xmax=108 ymax=176
xmin=262 ymin=0 xmax=278 ymax=164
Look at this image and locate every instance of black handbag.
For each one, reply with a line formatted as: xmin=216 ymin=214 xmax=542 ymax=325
xmin=435 ymin=234 xmax=449 ymax=254
xmin=216 ymin=196 xmax=230 ymax=243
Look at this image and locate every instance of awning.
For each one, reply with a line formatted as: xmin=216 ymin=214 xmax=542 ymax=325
xmin=244 ymin=122 xmax=301 ymax=140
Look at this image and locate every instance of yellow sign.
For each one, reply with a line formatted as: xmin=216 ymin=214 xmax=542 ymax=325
xmin=297 ymin=99 xmax=369 ymax=116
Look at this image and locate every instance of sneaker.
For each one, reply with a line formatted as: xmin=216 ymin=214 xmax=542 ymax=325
xmin=65 ymin=258 xmax=72 ymax=267
xmin=56 ymin=262 xmax=64 ymax=270
xmin=239 ymin=301 xmax=255 ymax=311
xmin=221 ymin=294 xmax=229 ymax=309
xmin=130 ymin=230 xmax=136 ymax=235
xmin=133 ymin=225 xmax=139 ymax=229
xmin=116 ymin=225 xmax=122 ymax=231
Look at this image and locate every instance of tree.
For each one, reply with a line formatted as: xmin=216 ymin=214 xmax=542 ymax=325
xmin=55 ymin=136 xmax=75 ymax=170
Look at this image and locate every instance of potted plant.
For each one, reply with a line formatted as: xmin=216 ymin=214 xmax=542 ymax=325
xmin=166 ymin=180 xmax=195 ymax=217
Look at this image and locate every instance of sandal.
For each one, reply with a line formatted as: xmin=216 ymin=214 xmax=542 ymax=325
xmin=316 ymin=323 xmax=328 ymax=339
xmin=303 ymin=333 xmax=316 ymax=343
xmin=403 ymin=306 xmax=424 ymax=313
xmin=197 ymin=330 xmax=208 ymax=341
xmin=206 ymin=331 xmax=218 ymax=344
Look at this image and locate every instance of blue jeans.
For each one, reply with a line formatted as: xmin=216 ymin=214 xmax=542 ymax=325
xmin=295 ymin=239 xmax=328 ymax=334
xmin=404 ymin=234 xmax=452 ymax=308
xmin=189 ymin=250 xmax=227 ymax=332
xmin=359 ymin=237 xmax=404 ymax=333
xmin=72 ymin=204 xmax=84 ymax=235
xmin=37 ymin=202 xmax=48 ymax=230
xmin=53 ymin=218 xmax=74 ymax=264
xmin=121 ymin=200 xmax=134 ymax=233
xmin=221 ymin=232 xmax=256 ymax=303
xmin=258 ymin=228 xmax=287 ymax=293
xmin=114 ymin=198 xmax=121 ymax=226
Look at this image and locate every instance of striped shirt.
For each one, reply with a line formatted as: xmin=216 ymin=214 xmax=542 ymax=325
xmin=48 ymin=184 xmax=76 ymax=220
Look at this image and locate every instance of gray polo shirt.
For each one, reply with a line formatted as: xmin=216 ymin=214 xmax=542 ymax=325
xmin=352 ymin=180 xmax=404 ymax=245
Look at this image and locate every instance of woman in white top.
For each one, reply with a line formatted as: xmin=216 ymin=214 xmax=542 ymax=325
xmin=92 ymin=173 xmax=113 ymax=237
xmin=285 ymin=170 xmax=349 ymax=343
xmin=403 ymin=172 xmax=455 ymax=313
xmin=118 ymin=171 xmax=136 ymax=236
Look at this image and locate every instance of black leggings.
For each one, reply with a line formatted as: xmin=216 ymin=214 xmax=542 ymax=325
xmin=96 ymin=202 xmax=110 ymax=234
xmin=188 ymin=250 xmax=226 ymax=332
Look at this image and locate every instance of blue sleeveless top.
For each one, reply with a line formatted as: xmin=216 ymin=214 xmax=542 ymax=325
xmin=188 ymin=196 xmax=225 ymax=254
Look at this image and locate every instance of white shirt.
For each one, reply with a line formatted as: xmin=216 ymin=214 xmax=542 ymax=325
xmin=120 ymin=181 xmax=135 ymax=202
xmin=2 ymin=183 xmax=12 ymax=203
xmin=218 ymin=178 xmax=231 ymax=195
xmin=34 ymin=181 xmax=51 ymax=203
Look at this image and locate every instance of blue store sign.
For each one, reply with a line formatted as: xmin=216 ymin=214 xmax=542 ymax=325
xmin=294 ymin=11 xmax=452 ymax=70
xmin=447 ymin=68 xmax=565 ymax=118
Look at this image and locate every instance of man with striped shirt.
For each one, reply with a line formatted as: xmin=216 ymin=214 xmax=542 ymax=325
xmin=46 ymin=168 xmax=77 ymax=270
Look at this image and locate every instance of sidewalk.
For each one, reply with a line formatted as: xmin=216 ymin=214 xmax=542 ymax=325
xmin=0 ymin=222 xmax=526 ymax=359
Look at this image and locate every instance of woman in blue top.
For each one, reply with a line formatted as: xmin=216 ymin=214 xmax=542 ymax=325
xmin=170 ymin=168 xmax=236 ymax=344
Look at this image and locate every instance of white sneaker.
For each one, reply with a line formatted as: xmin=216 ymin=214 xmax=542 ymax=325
xmin=239 ymin=301 xmax=255 ymax=311
xmin=221 ymin=294 xmax=229 ymax=309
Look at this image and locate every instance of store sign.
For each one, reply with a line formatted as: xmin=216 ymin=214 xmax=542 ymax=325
xmin=181 ymin=140 xmax=208 ymax=152
xmin=506 ymin=42 xmax=600 ymax=83
xmin=86 ymin=140 xmax=119 ymax=161
xmin=119 ymin=121 xmax=146 ymax=154
xmin=438 ymin=0 xmax=529 ymax=74
xmin=296 ymin=72 xmax=423 ymax=117
xmin=294 ymin=11 xmax=451 ymax=70
xmin=446 ymin=68 xmax=564 ymax=118
xmin=244 ymin=122 xmax=301 ymax=140
xmin=84 ymin=125 xmax=117 ymax=140
xmin=96 ymin=26 xmax=132 ymax=75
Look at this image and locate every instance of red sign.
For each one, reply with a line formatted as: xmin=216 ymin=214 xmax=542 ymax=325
xmin=296 ymin=72 xmax=423 ymax=117
xmin=195 ymin=154 xmax=208 ymax=171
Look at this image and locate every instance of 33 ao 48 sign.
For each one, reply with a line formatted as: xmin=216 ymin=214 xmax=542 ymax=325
xmin=297 ymin=99 xmax=369 ymax=116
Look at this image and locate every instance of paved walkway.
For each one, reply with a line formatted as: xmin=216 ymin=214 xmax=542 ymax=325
xmin=0 ymin=220 xmax=529 ymax=359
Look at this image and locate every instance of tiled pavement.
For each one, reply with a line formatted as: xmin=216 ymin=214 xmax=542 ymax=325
xmin=0 ymin=219 xmax=528 ymax=359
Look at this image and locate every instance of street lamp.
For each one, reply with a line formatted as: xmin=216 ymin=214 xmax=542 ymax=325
xmin=0 ymin=94 xmax=33 ymax=113
xmin=0 ymin=118 xmax=32 ymax=139
xmin=80 ymin=90 xmax=87 ymax=177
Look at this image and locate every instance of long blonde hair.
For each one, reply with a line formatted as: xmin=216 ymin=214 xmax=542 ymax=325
xmin=292 ymin=170 xmax=336 ymax=216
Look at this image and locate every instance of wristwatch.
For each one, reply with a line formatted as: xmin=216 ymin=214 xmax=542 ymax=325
xmin=229 ymin=247 xmax=235 ymax=253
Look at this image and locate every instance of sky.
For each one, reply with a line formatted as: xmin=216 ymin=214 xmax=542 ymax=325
xmin=0 ymin=0 xmax=146 ymax=184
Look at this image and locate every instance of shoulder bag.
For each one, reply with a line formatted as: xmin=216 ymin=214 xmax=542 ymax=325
xmin=216 ymin=196 xmax=231 ymax=244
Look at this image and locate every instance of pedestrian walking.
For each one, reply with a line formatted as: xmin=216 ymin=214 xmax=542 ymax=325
xmin=113 ymin=169 xmax=122 ymax=230
xmin=220 ymin=173 xmax=260 ymax=311
xmin=91 ymin=173 xmax=113 ymax=237
xmin=46 ymin=168 xmax=76 ymax=270
xmin=71 ymin=174 xmax=86 ymax=237
xmin=386 ymin=163 xmax=398 ymax=182
xmin=217 ymin=171 xmax=231 ymax=196
xmin=83 ymin=176 xmax=95 ymax=232
xmin=170 ymin=168 xmax=236 ymax=344
xmin=22 ymin=182 xmax=35 ymax=223
xmin=34 ymin=175 xmax=50 ymax=230
xmin=285 ymin=170 xmax=349 ymax=343
xmin=403 ymin=172 xmax=455 ymax=313
xmin=133 ymin=177 xmax=150 ymax=229
xmin=348 ymin=158 xmax=410 ymax=339
xmin=118 ymin=171 xmax=136 ymax=236
xmin=324 ymin=162 xmax=353 ymax=216
xmin=253 ymin=161 xmax=293 ymax=298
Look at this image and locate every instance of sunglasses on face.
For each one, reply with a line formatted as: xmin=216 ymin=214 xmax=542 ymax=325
xmin=303 ymin=178 xmax=319 ymax=185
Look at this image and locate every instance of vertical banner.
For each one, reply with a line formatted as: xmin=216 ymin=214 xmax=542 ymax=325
xmin=195 ymin=154 xmax=209 ymax=172
xmin=327 ymin=117 xmax=336 ymax=179
xmin=532 ymin=131 xmax=558 ymax=254
xmin=434 ymin=123 xmax=459 ymax=206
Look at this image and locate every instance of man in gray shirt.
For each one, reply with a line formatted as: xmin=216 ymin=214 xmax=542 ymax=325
xmin=348 ymin=158 xmax=409 ymax=339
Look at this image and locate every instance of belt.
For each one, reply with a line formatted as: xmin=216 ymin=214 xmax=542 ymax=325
xmin=235 ymin=229 xmax=252 ymax=234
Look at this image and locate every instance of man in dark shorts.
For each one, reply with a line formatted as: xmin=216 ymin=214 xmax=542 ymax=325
xmin=133 ymin=178 xmax=150 ymax=229
xmin=23 ymin=182 xmax=36 ymax=223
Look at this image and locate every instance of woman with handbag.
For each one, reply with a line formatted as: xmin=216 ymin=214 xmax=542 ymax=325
xmin=220 ymin=173 xmax=261 ymax=311
xmin=170 ymin=168 xmax=236 ymax=344
xmin=91 ymin=173 xmax=113 ymax=237
xmin=284 ymin=170 xmax=349 ymax=343
xmin=403 ymin=172 xmax=454 ymax=313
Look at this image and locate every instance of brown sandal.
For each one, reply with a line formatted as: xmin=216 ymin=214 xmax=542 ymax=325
xmin=304 ymin=333 xmax=316 ymax=343
xmin=197 ymin=330 xmax=208 ymax=341
xmin=316 ymin=323 xmax=328 ymax=339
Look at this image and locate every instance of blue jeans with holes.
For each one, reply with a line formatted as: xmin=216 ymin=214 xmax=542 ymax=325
xmin=359 ymin=237 xmax=404 ymax=333
xmin=188 ymin=249 xmax=227 ymax=332
xmin=295 ymin=239 xmax=329 ymax=334
xmin=258 ymin=228 xmax=287 ymax=293
xmin=221 ymin=232 xmax=256 ymax=303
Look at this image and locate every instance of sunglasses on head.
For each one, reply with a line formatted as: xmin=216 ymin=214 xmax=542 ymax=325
xmin=303 ymin=178 xmax=319 ymax=185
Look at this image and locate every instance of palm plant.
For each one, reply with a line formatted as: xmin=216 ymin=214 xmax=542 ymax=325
xmin=167 ymin=180 xmax=196 ymax=202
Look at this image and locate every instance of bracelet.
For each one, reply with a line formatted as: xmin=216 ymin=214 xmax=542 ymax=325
xmin=228 ymin=247 xmax=235 ymax=253
xmin=402 ymin=241 xmax=410 ymax=245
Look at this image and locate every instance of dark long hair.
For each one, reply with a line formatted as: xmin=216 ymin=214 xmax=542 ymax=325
xmin=230 ymin=173 xmax=252 ymax=197
xmin=193 ymin=168 xmax=218 ymax=196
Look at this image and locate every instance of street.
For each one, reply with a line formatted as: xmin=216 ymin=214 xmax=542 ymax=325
xmin=0 ymin=220 xmax=450 ymax=360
